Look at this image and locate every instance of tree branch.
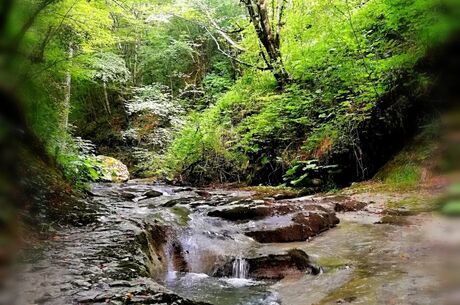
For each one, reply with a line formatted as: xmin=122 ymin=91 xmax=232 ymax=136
xmin=200 ymin=3 xmax=246 ymax=52
xmin=204 ymin=27 xmax=270 ymax=71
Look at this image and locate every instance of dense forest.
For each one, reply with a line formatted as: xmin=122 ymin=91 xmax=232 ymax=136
xmin=2 ymin=0 xmax=459 ymax=189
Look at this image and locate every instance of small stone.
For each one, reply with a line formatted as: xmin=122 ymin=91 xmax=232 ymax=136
xmin=144 ymin=190 xmax=163 ymax=198
xmin=73 ymin=280 xmax=92 ymax=288
xmin=121 ymin=192 xmax=136 ymax=200
xmin=173 ymin=187 xmax=193 ymax=193
xmin=273 ymin=193 xmax=296 ymax=201
xmin=334 ymin=199 xmax=367 ymax=212
xmin=195 ymin=190 xmax=211 ymax=198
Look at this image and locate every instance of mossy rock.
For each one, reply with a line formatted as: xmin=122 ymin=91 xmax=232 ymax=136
xmin=95 ymin=155 xmax=130 ymax=182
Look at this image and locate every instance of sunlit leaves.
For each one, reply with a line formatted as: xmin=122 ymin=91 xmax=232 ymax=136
xmin=91 ymin=52 xmax=131 ymax=84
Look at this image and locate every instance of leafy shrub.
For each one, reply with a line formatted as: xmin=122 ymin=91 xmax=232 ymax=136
xmin=164 ymin=111 xmax=246 ymax=184
xmin=283 ymin=160 xmax=340 ymax=187
xmin=56 ymin=136 xmax=106 ymax=186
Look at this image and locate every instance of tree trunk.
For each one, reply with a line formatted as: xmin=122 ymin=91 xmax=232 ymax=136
xmin=63 ymin=42 xmax=73 ymax=129
xmin=103 ymin=81 xmax=111 ymax=116
xmin=241 ymin=0 xmax=290 ymax=87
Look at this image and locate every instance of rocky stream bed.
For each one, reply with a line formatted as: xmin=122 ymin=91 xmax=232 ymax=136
xmin=7 ymin=181 xmax=456 ymax=305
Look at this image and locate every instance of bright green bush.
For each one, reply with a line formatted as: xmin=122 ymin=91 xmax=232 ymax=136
xmin=164 ymin=110 xmax=247 ymax=184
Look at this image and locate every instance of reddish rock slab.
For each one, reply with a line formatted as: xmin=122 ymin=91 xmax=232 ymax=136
xmin=245 ymin=208 xmax=339 ymax=243
xmin=333 ymin=198 xmax=368 ymax=212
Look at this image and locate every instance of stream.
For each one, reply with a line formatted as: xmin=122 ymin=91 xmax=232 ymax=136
xmin=8 ymin=181 xmax=454 ymax=305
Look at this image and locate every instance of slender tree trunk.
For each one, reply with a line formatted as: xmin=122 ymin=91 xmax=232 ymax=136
xmin=103 ymin=81 xmax=111 ymax=116
xmin=241 ymin=0 xmax=290 ymax=87
xmin=132 ymin=38 xmax=140 ymax=85
xmin=63 ymin=42 xmax=73 ymax=129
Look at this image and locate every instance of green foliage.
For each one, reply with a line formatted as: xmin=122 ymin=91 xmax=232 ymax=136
xmin=164 ymin=111 xmax=246 ymax=184
xmin=7 ymin=0 xmax=460 ymax=188
xmin=59 ymin=155 xmax=105 ymax=185
xmin=200 ymin=58 xmax=236 ymax=108
xmin=5 ymin=0 xmax=242 ymax=186
xmin=283 ymin=160 xmax=340 ymax=187
xmin=441 ymin=184 xmax=460 ymax=216
xmin=441 ymin=200 xmax=460 ymax=216
xmin=165 ymin=0 xmax=460 ymax=186
xmin=54 ymin=136 xmax=106 ymax=186
xmin=91 ymin=52 xmax=131 ymax=84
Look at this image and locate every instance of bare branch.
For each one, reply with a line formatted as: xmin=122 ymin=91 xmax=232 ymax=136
xmin=204 ymin=27 xmax=269 ymax=71
xmin=199 ymin=3 xmax=246 ymax=52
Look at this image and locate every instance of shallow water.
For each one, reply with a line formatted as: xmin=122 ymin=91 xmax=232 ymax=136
xmin=271 ymin=218 xmax=442 ymax=304
xmin=164 ymin=272 xmax=279 ymax=305
xmin=13 ymin=182 xmax=447 ymax=305
xmin=166 ymin=218 xmax=442 ymax=305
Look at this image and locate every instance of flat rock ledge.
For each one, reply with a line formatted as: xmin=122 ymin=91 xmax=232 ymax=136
xmin=245 ymin=207 xmax=339 ymax=243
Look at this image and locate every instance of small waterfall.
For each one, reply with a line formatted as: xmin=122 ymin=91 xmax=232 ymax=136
xmin=232 ymin=257 xmax=249 ymax=279
xmin=164 ymin=240 xmax=177 ymax=282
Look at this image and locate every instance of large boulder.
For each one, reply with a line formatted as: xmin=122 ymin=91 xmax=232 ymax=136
xmin=207 ymin=201 xmax=299 ymax=221
xmin=96 ymin=155 xmax=130 ymax=182
xmin=144 ymin=190 xmax=163 ymax=198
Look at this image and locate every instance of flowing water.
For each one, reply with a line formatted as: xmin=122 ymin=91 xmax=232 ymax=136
xmin=12 ymin=181 xmax=449 ymax=305
xmin=232 ymin=257 xmax=249 ymax=279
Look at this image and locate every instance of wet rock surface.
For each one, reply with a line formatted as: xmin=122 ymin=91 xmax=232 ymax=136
xmin=15 ymin=182 xmax=347 ymax=305
xmin=144 ymin=189 xmax=163 ymax=198
xmin=14 ymin=183 xmax=213 ymax=305
xmin=12 ymin=182 xmax=446 ymax=305
xmin=245 ymin=206 xmax=340 ymax=243
xmin=214 ymin=249 xmax=321 ymax=280
xmin=207 ymin=204 xmax=272 ymax=220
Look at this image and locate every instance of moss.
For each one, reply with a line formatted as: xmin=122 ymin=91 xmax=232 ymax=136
xmin=170 ymin=206 xmax=191 ymax=226
xmin=386 ymin=196 xmax=435 ymax=213
xmin=378 ymin=215 xmax=410 ymax=226
xmin=382 ymin=164 xmax=422 ymax=188
xmin=242 ymin=185 xmax=302 ymax=199
xmin=316 ymin=256 xmax=349 ymax=271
